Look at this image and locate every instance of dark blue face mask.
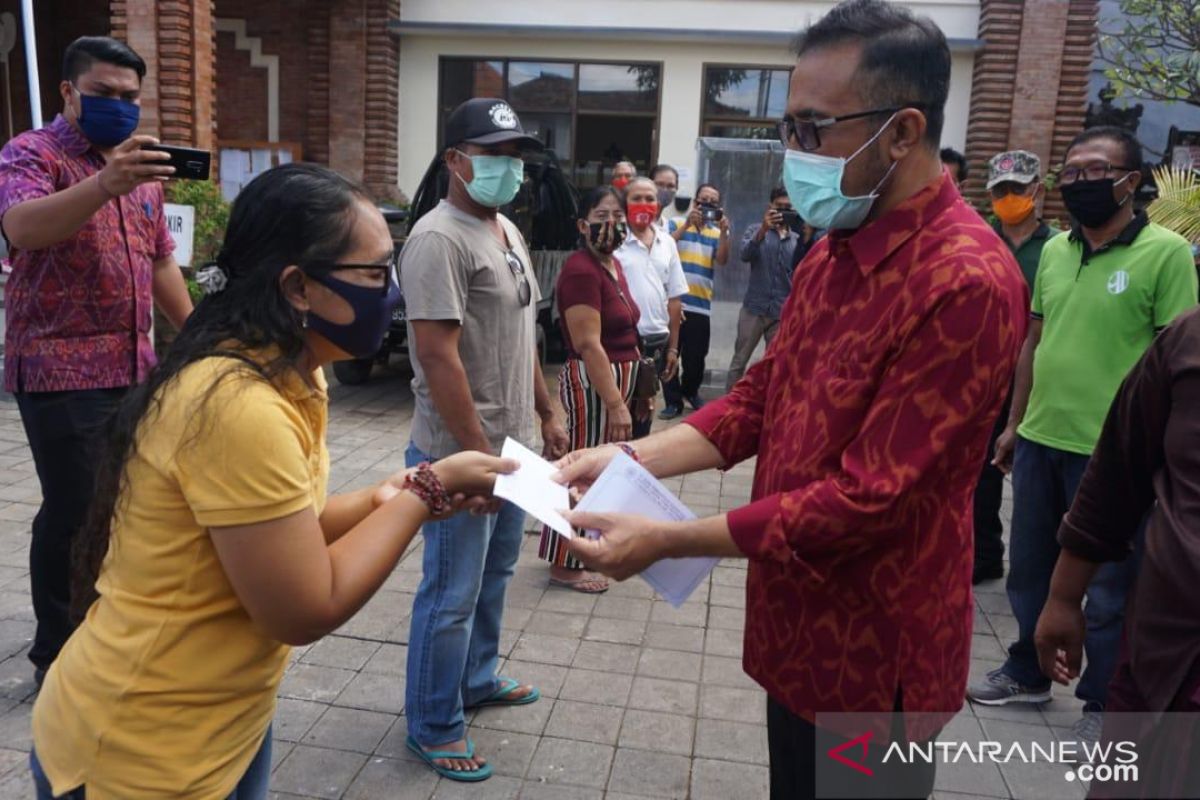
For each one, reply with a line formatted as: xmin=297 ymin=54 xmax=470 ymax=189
xmin=74 ymin=87 xmax=140 ymax=148
xmin=306 ymin=272 xmax=402 ymax=359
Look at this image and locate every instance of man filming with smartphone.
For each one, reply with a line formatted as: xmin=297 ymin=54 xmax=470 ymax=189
xmin=0 ymin=36 xmax=192 ymax=686
xmin=726 ymin=187 xmax=818 ymax=391
xmin=663 ymin=183 xmax=730 ymax=418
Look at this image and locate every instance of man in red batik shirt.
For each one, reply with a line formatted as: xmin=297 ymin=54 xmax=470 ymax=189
xmin=557 ymin=1 xmax=1028 ymax=798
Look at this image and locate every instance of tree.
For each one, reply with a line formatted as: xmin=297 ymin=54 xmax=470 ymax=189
xmin=1100 ymin=0 xmax=1200 ymax=107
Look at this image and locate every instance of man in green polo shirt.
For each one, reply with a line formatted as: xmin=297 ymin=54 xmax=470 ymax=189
xmin=972 ymin=150 xmax=1061 ymax=585
xmin=968 ymin=127 xmax=1197 ymax=742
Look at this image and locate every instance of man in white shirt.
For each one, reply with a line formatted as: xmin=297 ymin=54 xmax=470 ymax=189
xmin=616 ymin=176 xmax=688 ymax=437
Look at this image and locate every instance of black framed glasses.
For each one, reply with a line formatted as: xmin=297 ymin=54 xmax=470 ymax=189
xmin=505 ymin=248 xmax=532 ymax=307
xmin=305 ymin=249 xmax=399 ymax=295
xmin=1058 ymin=161 xmax=1137 ymax=186
xmin=777 ymin=105 xmax=919 ymax=152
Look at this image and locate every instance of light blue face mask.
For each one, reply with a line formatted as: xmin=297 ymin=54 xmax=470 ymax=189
xmin=454 ymin=150 xmax=524 ymax=208
xmin=781 ymin=113 xmax=898 ymax=230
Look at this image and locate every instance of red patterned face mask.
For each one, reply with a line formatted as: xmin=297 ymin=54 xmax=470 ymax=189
xmin=627 ymin=201 xmax=659 ymax=228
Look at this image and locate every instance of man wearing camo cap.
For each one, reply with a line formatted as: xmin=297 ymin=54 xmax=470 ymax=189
xmin=969 ymin=150 xmax=1061 ymax=586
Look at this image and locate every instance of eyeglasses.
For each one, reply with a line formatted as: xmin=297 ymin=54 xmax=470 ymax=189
xmin=1058 ymin=161 xmax=1137 ymax=186
xmin=305 ymin=249 xmax=399 ymax=296
xmin=505 ymin=248 xmax=532 ymax=307
xmin=777 ymin=106 xmax=918 ymax=152
xmin=989 ymin=182 xmax=1038 ymax=199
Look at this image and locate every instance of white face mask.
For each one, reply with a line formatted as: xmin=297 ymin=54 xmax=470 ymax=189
xmin=781 ymin=113 xmax=898 ymax=230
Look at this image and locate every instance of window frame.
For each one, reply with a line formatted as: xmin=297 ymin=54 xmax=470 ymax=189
xmin=699 ymin=62 xmax=795 ymax=141
xmin=436 ymin=56 xmax=664 ymax=178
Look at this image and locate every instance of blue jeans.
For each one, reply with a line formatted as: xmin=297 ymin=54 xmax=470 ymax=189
xmin=30 ymin=724 xmax=272 ymax=799
xmin=1001 ymin=437 xmax=1142 ymax=707
xmin=405 ymin=442 xmax=526 ymax=746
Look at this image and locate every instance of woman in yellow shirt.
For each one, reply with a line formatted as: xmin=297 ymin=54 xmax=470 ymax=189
xmin=29 ymin=163 xmax=514 ymax=799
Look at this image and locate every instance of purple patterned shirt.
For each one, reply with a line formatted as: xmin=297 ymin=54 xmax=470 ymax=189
xmin=0 ymin=115 xmax=173 ymax=392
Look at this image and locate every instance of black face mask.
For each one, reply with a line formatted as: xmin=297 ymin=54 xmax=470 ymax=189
xmin=1061 ymin=177 xmax=1131 ymax=229
xmin=587 ymin=221 xmax=627 ymax=254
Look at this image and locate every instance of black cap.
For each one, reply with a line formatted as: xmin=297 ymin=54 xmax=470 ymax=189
xmin=443 ymin=98 xmax=544 ymax=152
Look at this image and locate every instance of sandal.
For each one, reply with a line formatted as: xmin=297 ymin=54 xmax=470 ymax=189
xmin=549 ymin=573 xmax=610 ymax=594
xmin=467 ymin=677 xmax=541 ymax=710
xmin=406 ymin=735 xmax=493 ymax=782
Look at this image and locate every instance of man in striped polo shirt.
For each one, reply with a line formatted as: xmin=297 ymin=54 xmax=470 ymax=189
xmin=661 ymin=182 xmax=731 ymax=418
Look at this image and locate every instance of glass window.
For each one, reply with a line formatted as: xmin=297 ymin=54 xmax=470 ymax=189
xmin=703 ymin=66 xmax=791 ymax=121
xmin=517 ymin=112 xmax=573 ymax=159
xmin=507 ymin=62 xmax=575 ymax=111
xmin=702 ymin=123 xmax=778 ymax=141
xmin=439 ymin=59 xmax=504 ymax=113
xmin=578 ymin=64 xmax=660 ymax=112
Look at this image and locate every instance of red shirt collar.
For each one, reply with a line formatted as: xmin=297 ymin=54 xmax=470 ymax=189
xmin=829 ymin=171 xmax=958 ymax=276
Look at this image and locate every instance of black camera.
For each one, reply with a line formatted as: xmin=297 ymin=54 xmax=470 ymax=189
xmin=698 ymin=202 xmax=724 ymax=224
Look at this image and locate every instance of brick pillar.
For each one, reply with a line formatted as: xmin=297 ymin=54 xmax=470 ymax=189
xmin=962 ymin=0 xmax=1022 ymax=212
xmin=114 ymin=0 xmax=160 ymax=138
xmin=327 ymin=0 xmax=367 ymax=181
xmin=305 ymin=8 xmax=331 ymax=166
xmin=363 ymin=0 xmax=400 ymax=198
xmin=964 ymin=0 xmax=1098 ymax=223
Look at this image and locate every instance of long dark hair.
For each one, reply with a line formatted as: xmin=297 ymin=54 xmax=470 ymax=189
xmin=72 ymin=163 xmax=371 ymax=619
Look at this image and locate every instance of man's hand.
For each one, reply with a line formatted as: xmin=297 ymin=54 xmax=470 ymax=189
xmin=718 ymin=214 xmax=731 ymax=235
xmin=661 ymin=350 xmax=679 ymax=382
xmin=759 ymin=207 xmax=781 ymax=239
xmin=541 ymin=416 xmax=570 ymax=461
xmin=98 ymin=135 xmax=175 ymax=196
xmin=553 ymin=444 xmax=622 ymax=500
xmin=561 ymin=510 xmax=670 ymax=580
xmin=685 ymin=208 xmax=703 ymax=231
xmin=1034 ymin=596 xmax=1085 ymax=686
xmin=992 ymin=425 xmax=1018 ymax=474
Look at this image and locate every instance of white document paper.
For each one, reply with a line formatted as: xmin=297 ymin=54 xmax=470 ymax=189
xmin=492 ymin=437 xmax=573 ymax=539
xmin=575 ymin=452 xmax=718 ymax=607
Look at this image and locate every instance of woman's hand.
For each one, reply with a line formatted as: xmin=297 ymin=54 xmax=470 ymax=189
xmin=605 ymin=401 xmax=633 ymax=442
xmin=432 ymin=451 xmax=518 ymax=495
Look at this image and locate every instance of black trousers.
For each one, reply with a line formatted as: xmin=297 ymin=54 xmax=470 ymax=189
xmin=663 ymin=313 xmax=710 ymax=406
xmin=16 ymin=388 xmax=126 ymax=670
xmin=767 ymin=694 xmax=938 ymax=800
xmin=973 ymin=393 xmax=1011 ymax=570
xmin=633 ymin=332 xmax=670 ymax=439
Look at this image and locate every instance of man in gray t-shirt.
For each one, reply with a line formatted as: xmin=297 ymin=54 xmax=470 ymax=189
xmin=399 ymin=98 xmax=568 ymax=782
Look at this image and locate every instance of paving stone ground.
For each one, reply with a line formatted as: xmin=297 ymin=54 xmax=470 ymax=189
xmin=0 ymin=363 xmax=1087 ymax=799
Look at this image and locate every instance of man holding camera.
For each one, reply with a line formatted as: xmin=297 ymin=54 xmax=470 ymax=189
xmin=727 ymin=187 xmax=818 ymax=391
xmin=0 ymin=36 xmax=193 ymax=684
xmin=662 ymin=183 xmax=730 ymax=418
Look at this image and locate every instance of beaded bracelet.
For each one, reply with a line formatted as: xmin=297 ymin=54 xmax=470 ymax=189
xmin=615 ymin=442 xmax=641 ymax=463
xmin=403 ymin=462 xmax=453 ymax=516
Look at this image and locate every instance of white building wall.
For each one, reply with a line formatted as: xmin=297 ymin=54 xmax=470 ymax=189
xmin=395 ymin=0 xmax=981 ymax=198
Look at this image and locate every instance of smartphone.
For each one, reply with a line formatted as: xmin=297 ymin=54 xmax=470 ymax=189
xmin=778 ymin=209 xmax=804 ymax=233
xmin=141 ymin=144 xmax=212 ymax=180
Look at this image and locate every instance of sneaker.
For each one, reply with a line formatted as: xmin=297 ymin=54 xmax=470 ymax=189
xmin=966 ymin=668 xmax=1052 ymax=706
xmin=686 ymin=394 xmax=706 ymax=410
xmin=658 ymin=405 xmax=683 ymax=420
xmin=1069 ymin=705 xmax=1104 ymax=749
xmin=973 ymin=561 xmax=1004 ymax=585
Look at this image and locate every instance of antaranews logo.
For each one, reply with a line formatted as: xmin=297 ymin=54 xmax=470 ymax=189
xmin=823 ymin=736 xmax=1140 ymax=785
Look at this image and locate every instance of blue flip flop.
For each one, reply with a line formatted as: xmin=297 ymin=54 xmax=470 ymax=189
xmin=406 ymin=735 xmax=493 ymax=782
xmin=467 ymin=677 xmax=541 ymax=710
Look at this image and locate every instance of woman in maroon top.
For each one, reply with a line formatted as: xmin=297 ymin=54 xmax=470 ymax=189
xmin=539 ymin=186 xmax=642 ymax=592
